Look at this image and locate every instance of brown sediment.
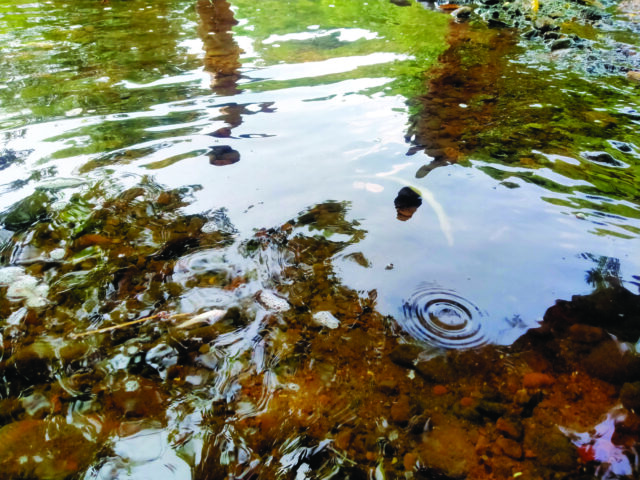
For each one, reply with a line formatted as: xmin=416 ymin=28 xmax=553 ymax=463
xmin=1 ymin=190 xmax=638 ymax=479
xmin=409 ymin=21 xmax=518 ymax=175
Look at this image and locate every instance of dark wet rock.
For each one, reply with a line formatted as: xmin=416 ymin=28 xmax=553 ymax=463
xmin=1 ymin=190 xmax=50 ymax=231
xmin=581 ymin=151 xmax=625 ymax=167
xmin=543 ymin=285 xmax=640 ymax=343
xmin=58 ymin=342 xmax=90 ymax=367
xmin=475 ymin=399 xmax=508 ymax=420
xmin=496 ymin=436 xmax=523 ymax=459
xmin=524 ymin=422 xmax=577 ymax=471
xmin=582 ymin=6 xmax=604 ymax=21
xmin=408 ymin=412 xmax=433 ymax=434
xmin=208 ymin=145 xmax=240 ymax=166
xmin=568 ymin=324 xmax=605 ymax=344
xmin=8 ymin=341 xmax=56 ymax=381
xmin=415 ymin=356 xmax=455 ymax=383
xmin=610 ymin=140 xmax=633 ymax=153
xmin=0 ymin=398 xmax=24 ymax=425
xmin=583 ymin=339 xmax=640 ymax=384
xmin=377 ymin=378 xmax=398 ymax=394
xmin=389 ymin=343 xmax=423 ymax=368
xmin=390 ymin=0 xmax=411 ymax=6
xmin=543 ymin=31 xmax=561 ymax=41
xmin=550 ymin=38 xmax=574 ymax=51
xmin=620 ymin=382 xmax=640 ymax=411
xmin=451 ymin=6 xmax=473 ymax=21
xmin=496 ymin=417 xmax=523 ymax=440
xmin=453 ymin=402 xmax=484 ymax=424
xmin=488 ymin=18 xmax=510 ymax=28
xmin=534 ymin=16 xmax=559 ymax=33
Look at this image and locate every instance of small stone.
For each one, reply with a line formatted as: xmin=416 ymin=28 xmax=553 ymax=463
xmin=334 ymin=429 xmax=352 ymax=450
xmin=378 ymin=379 xmax=398 ymax=394
xmin=403 ymin=452 xmax=418 ymax=471
xmin=451 ymin=6 xmax=472 ymax=20
xmin=628 ymin=71 xmax=640 ymax=82
xmin=389 ymin=344 xmax=422 ymax=368
xmin=496 ymin=436 xmax=523 ymax=460
xmin=390 ymin=395 xmax=411 ymax=425
xmin=460 ymin=396 xmax=474 ymax=407
xmin=496 ymin=417 xmax=523 ymax=440
xmin=255 ymin=290 xmax=290 ymax=313
xmin=312 ymin=311 xmax=340 ymax=329
xmin=476 ymin=399 xmax=507 ymax=420
xmin=415 ymin=356 xmax=454 ymax=383
xmin=550 ymin=38 xmax=573 ymax=51
xmin=523 ymin=372 xmax=555 ymax=389
xmin=433 ymin=385 xmax=448 ymax=396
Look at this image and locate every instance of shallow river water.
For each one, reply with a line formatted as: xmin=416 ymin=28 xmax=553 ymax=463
xmin=1 ymin=0 xmax=639 ymax=479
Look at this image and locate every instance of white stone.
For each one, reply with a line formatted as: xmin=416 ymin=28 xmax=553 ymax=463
xmin=312 ymin=311 xmax=340 ymax=329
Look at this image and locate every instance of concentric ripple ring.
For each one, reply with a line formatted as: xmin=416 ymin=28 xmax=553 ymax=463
xmin=400 ymin=284 xmax=489 ymax=349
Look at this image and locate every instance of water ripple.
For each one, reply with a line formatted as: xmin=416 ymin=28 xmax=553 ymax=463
xmin=401 ymin=284 xmax=489 ymax=349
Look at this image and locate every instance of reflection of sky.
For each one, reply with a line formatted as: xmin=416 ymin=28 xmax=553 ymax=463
xmin=239 ymin=52 xmax=410 ymax=84
xmin=263 ymin=27 xmax=379 ymax=44
xmin=1 ymin=0 xmax=639 ymax=350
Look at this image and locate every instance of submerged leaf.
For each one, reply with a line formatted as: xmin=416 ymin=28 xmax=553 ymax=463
xmin=176 ymin=309 xmax=227 ymax=329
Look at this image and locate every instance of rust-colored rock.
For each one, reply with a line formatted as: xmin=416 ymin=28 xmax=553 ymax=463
xmin=403 ymin=452 xmax=418 ymax=471
xmin=75 ymin=233 xmax=112 ymax=248
xmin=496 ymin=436 xmax=523 ymax=460
xmin=523 ymin=372 xmax=555 ymax=389
xmin=390 ymin=395 xmax=412 ymax=425
xmin=460 ymin=396 xmax=474 ymax=407
xmin=433 ymin=385 xmax=448 ymax=396
xmin=496 ymin=417 xmax=523 ymax=440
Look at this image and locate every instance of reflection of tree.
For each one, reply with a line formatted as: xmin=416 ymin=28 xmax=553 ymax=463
xmin=196 ymin=0 xmax=242 ymax=96
xmin=582 ymin=253 xmax=622 ymax=289
xmin=408 ymin=23 xmax=517 ymax=177
xmin=0 ymin=0 xmax=187 ymax=124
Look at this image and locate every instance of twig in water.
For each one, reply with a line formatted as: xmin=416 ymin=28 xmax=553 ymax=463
xmin=69 ymin=311 xmax=191 ymax=338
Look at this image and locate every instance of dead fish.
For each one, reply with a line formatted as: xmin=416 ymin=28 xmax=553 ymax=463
xmin=176 ymin=309 xmax=226 ymax=329
xmin=255 ymin=290 xmax=290 ymax=313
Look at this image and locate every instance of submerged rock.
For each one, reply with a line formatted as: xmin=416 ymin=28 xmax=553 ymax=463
xmin=1 ymin=190 xmax=50 ymax=231
xmin=389 ymin=343 xmax=423 ymax=368
xmin=255 ymin=290 xmax=290 ymax=313
xmin=523 ymin=422 xmax=577 ymax=471
xmin=0 ymin=418 xmax=95 ymax=479
xmin=620 ymin=382 xmax=640 ymax=411
xmin=312 ymin=310 xmax=340 ymax=329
